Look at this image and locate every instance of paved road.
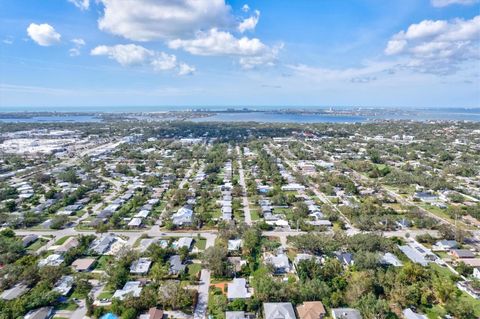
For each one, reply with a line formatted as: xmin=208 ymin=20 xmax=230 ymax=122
xmin=193 ymin=231 xmax=214 ymax=319
xmin=236 ymin=146 xmax=252 ymax=226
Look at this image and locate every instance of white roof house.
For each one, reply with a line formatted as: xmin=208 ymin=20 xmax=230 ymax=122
xmin=263 ymin=303 xmax=296 ymax=319
xmin=264 ymin=253 xmax=291 ymax=274
xmin=172 ymin=206 xmax=193 ymax=226
xmin=173 ymin=237 xmax=193 ymax=250
xmin=380 ymin=253 xmax=403 ymax=267
xmin=128 ymin=217 xmax=143 ymax=227
xmin=112 ymin=281 xmax=142 ymax=300
xmin=281 ymin=183 xmax=306 ymax=191
xmin=130 ymin=258 xmax=152 ymax=274
xmin=53 ymin=275 xmax=74 ymax=296
xmin=38 ymin=254 xmax=64 ymax=267
xmin=403 ymin=308 xmax=427 ymax=319
xmin=227 ymin=278 xmax=251 ymax=300
xmin=331 ymin=308 xmax=362 ymax=319
xmin=228 ymin=239 xmax=243 ymax=252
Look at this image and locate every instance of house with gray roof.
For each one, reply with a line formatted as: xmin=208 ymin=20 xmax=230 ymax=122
xmin=263 ymin=302 xmax=296 ymax=319
xmin=112 ymin=281 xmax=142 ymax=300
xmin=171 ymin=206 xmax=193 ymax=226
xmin=380 ymin=253 xmax=403 ymax=267
xmin=53 ymin=275 xmax=74 ymax=296
xmin=402 ymin=308 xmax=427 ymax=319
xmin=264 ymin=253 xmax=291 ymax=274
xmin=24 ymin=307 xmax=53 ymax=319
xmin=130 ymin=258 xmax=152 ymax=274
xmin=331 ymin=308 xmax=362 ymax=319
xmin=226 ymin=311 xmax=247 ymax=319
xmin=169 ymin=255 xmax=186 ymax=275
xmin=90 ymin=234 xmax=116 ymax=255
xmin=0 ymin=283 xmax=29 ymax=300
xmin=227 ymin=278 xmax=251 ymax=300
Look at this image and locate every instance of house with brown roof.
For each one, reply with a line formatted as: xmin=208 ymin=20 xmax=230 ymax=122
xmin=71 ymin=258 xmax=96 ymax=272
xmin=296 ymin=301 xmax=326 ymax=319
xmin=139 ymin=307 xmax=164 ymax=319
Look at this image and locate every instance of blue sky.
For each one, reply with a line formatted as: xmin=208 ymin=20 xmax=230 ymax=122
xmin=0 ymin=0 xmax=479 ymax=109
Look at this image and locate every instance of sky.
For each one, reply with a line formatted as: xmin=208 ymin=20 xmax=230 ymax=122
xmin=0 ymin=0 xmax=479 ymax=109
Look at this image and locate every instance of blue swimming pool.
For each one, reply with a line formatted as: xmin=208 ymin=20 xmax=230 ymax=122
xmin=100 ymin=313 xmax=118 ymax=319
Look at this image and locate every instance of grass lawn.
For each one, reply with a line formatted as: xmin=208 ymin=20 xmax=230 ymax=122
xmin=187 ymin=263 xmax=202 ymax=276
xmin=97 ymin=288 xmax=114 ymax=300
xmin=250 ymin=209 xmax=261 ymax=221
xmin=194 ymin=238 xmax=207 ymax=250
xmin=55 ymin=236 xmax=72 ymax=245
xmin=26 ymin=238 xmax=48 ymax=252
xmin=95 ymin=255 xmax=113 ymax=270
xmin=56 ymin=300 xmax=78 ymax=311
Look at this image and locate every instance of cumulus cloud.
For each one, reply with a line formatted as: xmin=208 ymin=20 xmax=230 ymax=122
xmin=238 ymin=10 xmax=260 ymax=33
xmin=384 ymin=16 xmax=480 ymax=74
xmin=178 ymin=63 xmax=196 ymax=75
xmin=68 ymin=0 xmax=89 ymax=10
xmin=242 ymin=4 xmax=250 ymax=12
xmin=97 ymin=0 xmax=233 ymax=41
xmin=91 ymin=43 xmax=194 ymax=75
xmin=431 ymin=0 xmax=479 ymax=7
xmin=69 ymin=38 xmax=86 ymax=56
xmin=168 ymin=28 xmax=281 ymax=68
xmin=27 ymin=23 xmax=61 ymax=46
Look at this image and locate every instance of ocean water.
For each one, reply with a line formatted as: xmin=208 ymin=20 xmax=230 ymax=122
xmin=191 ymin=112 xmax=367 ymax=123
xmin=0 ymin=115 xmax=101 ymax=123
xmin=0 ymin=108 xmax=479 ymax=123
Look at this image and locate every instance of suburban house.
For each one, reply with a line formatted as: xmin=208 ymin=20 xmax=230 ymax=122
xmin=226 ymin=311 xmax=247 ymax=319
xmin=24 ymin=307 xmax=53 ymax=319
xmin=0 ymin=283 xmax=29 ymax=300
xmin=173 ymin=237 xmax=193 ymax=250
xmin=171 ymin=206 xmax=194 ymax=226
xmin=263 ymin=302 xmax=296 ymax=319
xmin=264 ymin=252 xmax=291 ymax=274
xmin=54 ymin=237 xmax=79 ymax=254
xmin=71 ymin=258 xmax=96 ymax=272
xmin=53 ymin=275 xmax=74 ymax=296
xmin=130 ymin=258 xmax=152 ymax=275
xmin=380 ymin=253 xmax=403 ymax=267
xmin=403 ymin=308 xmax=428 ymax=319
xmin=331 ymin=308 xmax=362 ymax=319
xmin=432 ymin=240 xmax=458 ymax=251
xmin=168 ymin=255 xmax=186 ymax=275
xmin=90 ymin=234 xmax=116 ymax=255
xmin=112 ymin=281 xmax=142 ymax=300
xmin=296 ymin=301 xmax=326 ymax=319
xmin=228 ymin=239 xmax=243 ymax=252
xmin=139 ymin=307 xmax=164 ymax=319
xmin=227 ymin=278 xmax=251 ymax=300
xmin=450 ymin=249 xmax=475 ymax=259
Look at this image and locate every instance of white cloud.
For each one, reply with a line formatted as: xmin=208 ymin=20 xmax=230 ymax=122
xmin=242 ymin=4 xmax=250 ymax=12
xmin=431 ymin=0 xmax=479 ymax=7
xmin=238 ymin=10 xmax=260 ymax=33
xmin=178 ymin=63 xmax=196 ymax=75
xmin=2 ymin=37 xmax=14 ymax=45
xmin=384 ymin=16 xmax=480 ymax=74
xmin=68 ymin=0 xmax=89 ymax=10
xmin=168 ymin=28 xmax=280 ymax=68
xmin=72 ymin=38 xmax=86 ymax=46
xmin=69 ymin=38 xmax=86 ymax=56
xmin=27 ymin=23 xmax=61 ymax=46
xmin=97 ymin=0 xmax=233 ymax=41
xmin=91 ymin=43 xmax=194 ymax=75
